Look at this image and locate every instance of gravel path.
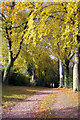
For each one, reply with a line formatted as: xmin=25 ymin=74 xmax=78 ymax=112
xmin=2 ymin=89 xmax=54 ymax=119
xmin=2 ymin=88 xmax=79 ymax=119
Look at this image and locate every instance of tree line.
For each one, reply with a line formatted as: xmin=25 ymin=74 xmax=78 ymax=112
xmin=0 ymin=1 xmax=80 ymax=91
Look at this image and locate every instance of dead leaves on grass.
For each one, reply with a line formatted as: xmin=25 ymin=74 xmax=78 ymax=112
xmin=2 ymin=86 xmax=45 ymax=112
xmin=59 ymin=88 xmax=78 ymax=106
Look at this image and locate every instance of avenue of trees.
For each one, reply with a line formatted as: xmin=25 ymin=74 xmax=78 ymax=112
xmin=0 ymin=1 xmax=80 ymax=91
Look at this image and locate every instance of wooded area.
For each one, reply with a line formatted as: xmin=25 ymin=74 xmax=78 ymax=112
xmin=0 ymin=1 xmax=80 ymax=91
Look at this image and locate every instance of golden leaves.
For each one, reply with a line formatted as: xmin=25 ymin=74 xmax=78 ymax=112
xmin=2 ymin=2 xmax=80 ymax=66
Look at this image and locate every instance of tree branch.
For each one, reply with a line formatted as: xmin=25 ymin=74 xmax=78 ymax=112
xmin=13 ymin=10 xmax=33 ymax=60
xmin=6 ymin=26 xmax=13 ymax=60
xmin=13 ymin=21 xmax=28 ymax=61
xmin=8 ymin=10 xmax=33 ymax=29
xmin=13 ymin=37 xmax=24 ymax=61
xmin=69 ymin=53 xmax=75 ymax=60
xmin=68 ymin=51 xmax=71 ymax=57
xmin=0 ymin=17 xmax=5 ymax=21
xmin=0 ymin=12 xmax=6 ymax=20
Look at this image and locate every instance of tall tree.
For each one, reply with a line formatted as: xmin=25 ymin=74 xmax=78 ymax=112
xmin=64 ymin=50 xmax=74 ymax=88
xmin=62 ymin=2 xmax=80 ymax=91
xmin=28 ymin=2 xmax=80 ymax=91
xmin=59 ymin=59 xmax=63 ymax=88
xmin=1 ymin=2 xmax=34 ymax=84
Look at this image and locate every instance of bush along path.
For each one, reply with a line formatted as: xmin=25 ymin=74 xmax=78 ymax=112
xmin=2 ymin=88 xmax=79 ymax=119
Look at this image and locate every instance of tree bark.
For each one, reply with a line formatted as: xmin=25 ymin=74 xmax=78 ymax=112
xmin=79 ymin=47 xmax=80 ymax=91
xmin=64 ymin=59 xmax=69 ymax=88
xmin=73 ymin=34 xmax=80 ymax=91
xmin=58 ymin=59 xmax=59 ymax=82
xmin=3 ymin=60 xmax=14 ymax=84
xmin=32 ymin=69 xmax=34 ymax=81
xmin=59 ymin=59 xmax=63 ymax=88
xmin=73 ymin=47 xmax=80 ymax=91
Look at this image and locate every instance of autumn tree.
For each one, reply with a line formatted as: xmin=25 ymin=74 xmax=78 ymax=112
xmin=1 ymin=1 xmax=80 ymax=90
xmin=27 ymin=2 xmax=80 ymax=91
xmin=62 ymin=2 xmax=80 ymax=91
xmin=0 ymin=1 xmax=34 ymax=84
xmin=63 ymin=50 xmax=74 ymax=88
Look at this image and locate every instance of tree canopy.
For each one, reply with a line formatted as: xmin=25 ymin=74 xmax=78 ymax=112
xmin=0 ymin=1 xmax=80 ymax=90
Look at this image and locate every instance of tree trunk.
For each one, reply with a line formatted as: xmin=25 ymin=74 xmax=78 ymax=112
xmin=59 ymin=59 xmax=63 ymax=88
xmin=73 ymin=33 xmax=80 ymax=91
xmin=58 ymin=60 xmax=59 ymax=82
xmin=32 ymin=69 xmax=34 ymax=81
xmin=79 ymin=47 xmax=80 ymax=91
xmin=64 ymin=70 xmax=67 ymax=88
xmin=64 ymin=59 xmax=69 ymax=88
xmin=73 ymin=47 xmax=79 ymax=91
xmin=3 ymin=60 xmax=14 ymax=84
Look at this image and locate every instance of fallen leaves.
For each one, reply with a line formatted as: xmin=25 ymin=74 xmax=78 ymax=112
xmin=59 ymin=88 xmax=78 ymax=107
xmin=35 ymin=93 xmax=57 ymax=118
xmin=35 ymin=88 xmax=79 ymax=118
xmin=2 ymin=86 xmax=46 ymax=112
xmin=2 ymin=87 xmax=79 ymax=118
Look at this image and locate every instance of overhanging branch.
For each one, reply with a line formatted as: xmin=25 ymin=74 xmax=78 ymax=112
xmin=0 ymin=12 xmax=6 ymax=20
xmin=13 ymin=10 xmax=33 ymax=60
xmin=70 ymin=53 xmax=75 ymax=60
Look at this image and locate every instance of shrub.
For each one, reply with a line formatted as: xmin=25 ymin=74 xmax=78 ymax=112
xmin=35 ymin=78 xmax=46 ymax=87
xmin=30 ymin=79 xmax=36 ymax=86
xmin=8 ymin=72 xmax=31 ymax=86
xmin=66 ymin=75 xmax=73 ymax=88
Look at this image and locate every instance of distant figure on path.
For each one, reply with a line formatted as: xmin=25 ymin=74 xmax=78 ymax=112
xmin=53 ymin=83 xmax=54 ymax=88
xmin=50 ymin=83 xmax=52 ymax=88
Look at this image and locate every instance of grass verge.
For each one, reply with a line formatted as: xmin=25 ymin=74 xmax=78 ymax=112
xmin=57 ymin=88 xmax=78 ymax=106
xmin=2 ymin=86 xmax=46 ymax=112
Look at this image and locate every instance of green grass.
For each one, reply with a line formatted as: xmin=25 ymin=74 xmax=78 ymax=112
xmin=2 ymin=86 xmax=46 ymax=112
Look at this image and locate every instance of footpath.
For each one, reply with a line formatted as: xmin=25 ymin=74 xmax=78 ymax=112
xmin=2 ymin=88 xmax=79 ymax=119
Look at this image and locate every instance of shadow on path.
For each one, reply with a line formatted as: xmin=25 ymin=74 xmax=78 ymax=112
xmin=2 ymin=89 xmax=79 ymax=120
